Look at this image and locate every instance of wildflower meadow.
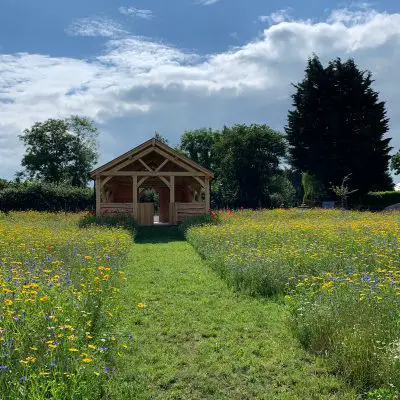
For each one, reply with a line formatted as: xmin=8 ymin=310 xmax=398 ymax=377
xmin=186 ymin=209 xmax=400 ymax=395
xmin=0 ymin=212 xmax=132 ymax=399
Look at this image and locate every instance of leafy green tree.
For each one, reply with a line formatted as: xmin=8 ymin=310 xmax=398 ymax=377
xmin=215 ymin=124 xmax=286 ymax=208
xmin=269 ymin=171 xmax=298 ymax=208
xmin=179 ymin=128 xmax=220 ymax=172
xmin=286 ymin=55 xmax=393 ymax=195
xmin=390 ymin=151 xmax=400 ymax=175
xmin=0 ymin=179 xmax=8 ymax=190
xmin=19 ymin=116 xmax=98 ymax=187
xmin=301 ymin=172 xmax=325 ymax=206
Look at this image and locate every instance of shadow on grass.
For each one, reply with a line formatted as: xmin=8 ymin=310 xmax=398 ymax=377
xmin=135 ymin=225 xmax=184 ymax=243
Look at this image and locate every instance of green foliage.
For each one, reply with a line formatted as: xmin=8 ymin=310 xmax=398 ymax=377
xmin=179 ymin=128 xmax=220 ymax=171
xmin=0 ymin=178 xmax=9 ymax=190
xmin=0 ymin=182 xmax=94 ymax=212
xmin=178 ymin=213 xmax=217 ymax=234
xmin=180 ymin=125 xmax=287 ymax=209
xmin=367 ymin=388 xmax=399 ymax=400
xmin=19 ymin=115 xmax=98 ymax=187
xmin=286 ymin=55 xmax=393 ymax=194
xmin=269 ymin=172 xmax=298 ymax=207
xmin=79 ymin=213 xmax=137 ymax=233
xmin=215 ymin=124 xmax=286 ymax=208
xmin=0 ymin=212 xmax=132 ymax=399
xmin=301 ymin=172 xmax=326 ymax=206
xmin=139 ymin=189 xmax=160 ymax=212
xmin=330 ymin=174 xmax=358 ymax=209
xmin=109 ymin=226 xmax=354 ymax=399
xmin=186 ymin=209 xmax=399 ymax=394
xmin=363 ymin=191 xmax=400 ymax=210
xmin=291 ymin=280 xmax=400 ymax=391
xmin=390 ymin=151 xmax=400 ymax=175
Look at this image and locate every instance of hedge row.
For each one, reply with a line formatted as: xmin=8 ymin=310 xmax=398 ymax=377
xmin=363 ymin=191 xmax=400 ymax=211
xmin=0 ymin=183 xmax=94 ymax=212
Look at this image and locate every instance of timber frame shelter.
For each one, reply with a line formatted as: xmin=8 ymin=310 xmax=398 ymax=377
xmin=90 ymin=138 xmax=214 ymax=225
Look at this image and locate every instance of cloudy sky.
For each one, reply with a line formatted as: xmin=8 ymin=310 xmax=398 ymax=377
xmin=1 ymin=0 xmax=400 ymax=180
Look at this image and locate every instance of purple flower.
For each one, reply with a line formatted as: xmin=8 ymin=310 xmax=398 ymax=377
xmin=0 ymin=365 xmax=8 ymax=371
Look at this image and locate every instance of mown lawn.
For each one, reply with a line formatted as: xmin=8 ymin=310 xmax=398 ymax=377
xmin=108 ymin=226 xmax=355 ymax=400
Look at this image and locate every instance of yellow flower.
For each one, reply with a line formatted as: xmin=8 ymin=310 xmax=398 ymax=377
xmin=137 ymin=302 xmax=145 ymax=309
xmin=4 ymin=299 xmax=13 ymax=306
xmin=88 ymin=344 xmax=96 ymax=349
xmin=82 ymin=357 xmax=93 ymax=363
xmin=84 ymin=256 xmax=92 ymax=261
xmin=69 ymin=348 xmax=79 ymax=352
xmin=40 ymin=295 xmax=49 ymax=302
xmin=322 ymin=281 xmax=334 ymax=290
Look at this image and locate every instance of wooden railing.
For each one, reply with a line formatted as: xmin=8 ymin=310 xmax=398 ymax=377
xmin=175 ymin=202 xmax=207 ymax=223
xmin=100 ymin=203 xmax=133 ymax=216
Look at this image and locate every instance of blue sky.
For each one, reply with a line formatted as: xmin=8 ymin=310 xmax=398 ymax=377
xmin=1 ymin=0 xmax=400 ymax=180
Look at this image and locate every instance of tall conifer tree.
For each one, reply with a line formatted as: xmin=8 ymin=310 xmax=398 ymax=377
xmin=286 ymin=55 xmax=393 ymax=194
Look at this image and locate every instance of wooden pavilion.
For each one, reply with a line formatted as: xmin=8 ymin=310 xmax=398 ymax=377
xmin=90 ymin=139 xmax=213 ymax=225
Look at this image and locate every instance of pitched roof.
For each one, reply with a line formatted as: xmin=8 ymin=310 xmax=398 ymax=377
xmin=90 ymin=138 xmax=214 ymax=178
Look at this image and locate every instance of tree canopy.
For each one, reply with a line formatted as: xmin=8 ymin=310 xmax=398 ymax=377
xmin=286 ymin=55 xmax=393 ymax=195
xmin=19 ymin=116 xmax=99 ymax=187
xmin=390 ymin=151 xmax=400 ymax=176
xmin=180 ymin=124 xmax=287 ymax=208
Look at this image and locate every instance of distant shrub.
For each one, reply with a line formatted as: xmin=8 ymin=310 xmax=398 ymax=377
xmin=363 ymin=191 xmax=400 ymax=211
xmin=0 ymin=182 xmax=94 ymax=212
xmin=79 ymin=213 xmax=137 ymax=235
xmin=179 ymin=213 xmax=218 ymax=234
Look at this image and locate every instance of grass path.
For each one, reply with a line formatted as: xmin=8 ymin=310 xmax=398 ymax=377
xmin=107 ymin=226 xmax=356 ymax=399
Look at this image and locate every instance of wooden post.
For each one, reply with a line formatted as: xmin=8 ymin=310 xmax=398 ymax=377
xmin=205 ymin=177 xmax=210 ymax=211
xmin=132 ymin=175 xmax=138 ymax=221
xmin=96 ymin=177 xmax=101 ymax=217
xmin=169 ymin=175 xmax=175 ymax=224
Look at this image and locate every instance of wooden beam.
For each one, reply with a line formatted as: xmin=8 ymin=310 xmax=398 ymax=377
xmin=193 ymin=176 xmax=205 ymax=188
xmin=138 ymin=176 xmax=149 ymax=187
xmin=155 ymin=159 xmax=169 ymax=172
xmin=169 ymin=175 xmax=175 ymax=225
xmin=138 ymin=158 xmax=152 ymax=172
xmin=205 ymin=177 xmax=210 ymax=211
xmin=158 ymin=176 xmax=170 ymax=188
xmin=170 ymin=175 xmax=175 ymax=203
xmin=153 ymin=147 xmax=196 ymax=173
xmin=96 ymin=177 xmax=101 ymax=216
xmin=101 ymin=176 xmax=112 ymax=187
xmin=101 ymin=171 xmax=206 ymax=177
xmin=109 ymin=147 xmax=155 ymax=173
xmin=132 ymin=176 xmax=138 ymax=220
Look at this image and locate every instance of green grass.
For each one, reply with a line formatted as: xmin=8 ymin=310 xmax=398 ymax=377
xmin=185 ymin=209 xmax=400 ymax=394
xmin=106 ymin=226 xmax=356 ymax=399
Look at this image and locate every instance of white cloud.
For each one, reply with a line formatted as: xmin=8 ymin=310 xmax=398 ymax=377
xmin=197 ymin=0 xmax=219 ymax=6
xmin=65 ymin=16 xmax=127 ymax=37
xmin=118 ymin=6 xmax=154 ymax=20
xmin=259 ymin=8 xmax=292 ymax=25
xmin=2 ymin=7 xmax=400 ymax=180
